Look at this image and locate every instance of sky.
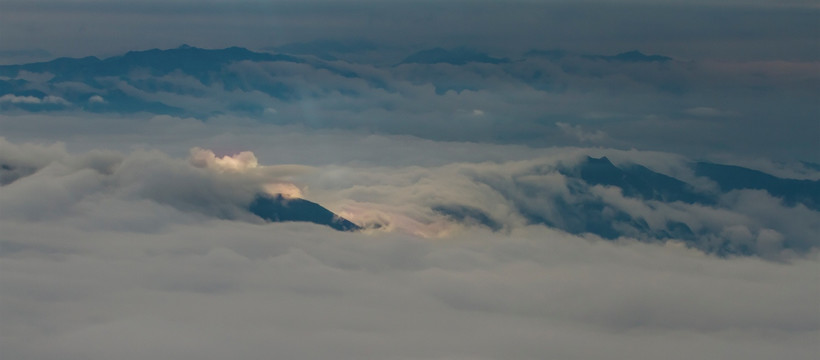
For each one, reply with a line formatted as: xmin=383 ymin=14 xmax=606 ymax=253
xmin=1 ymin=1 xmax=819 ymax=359
xmin=2 ymin=0 xmax=819 ymax=61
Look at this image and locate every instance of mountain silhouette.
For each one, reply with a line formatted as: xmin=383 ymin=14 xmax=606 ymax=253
xmin=249 ymin=193 xmax=361 ymax=231
xmin=0 ymin=45 xmax=303 ymax=82
xmin=695 ymin=162 xmax=820 ymax=211
xmin=575 ymin=156 xmax=714 ymax=204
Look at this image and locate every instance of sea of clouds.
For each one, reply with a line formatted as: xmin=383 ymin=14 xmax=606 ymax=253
xmin=1 ymin=120 xmax=818 ymax=359
xmin=2 ymin=7 xmax=818 ymax=353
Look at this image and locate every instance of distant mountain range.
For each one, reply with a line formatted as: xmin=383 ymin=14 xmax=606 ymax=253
xmin=396 ymin=48 xmax=671 ymax=66
xmin=0 ymin=44 xmax=679 ymax=116
xmin=436 ymin=156 xmax=820 ymax=255
xmin=0 ymin=45 xmax=302 ymax=82
xmin=249 ymin=193 xmax=360 ymax=231
xmin=0 ymin=45 xmax=307 ymax=115
xmin=526 ymin=49 xmax=672 ymax=63
xmin=2 ymin=152 xmax=817 ymax=253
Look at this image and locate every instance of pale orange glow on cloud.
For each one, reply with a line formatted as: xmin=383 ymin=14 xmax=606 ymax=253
xmin=188 ymin=147 xmax=305 ymax=199
xmin=338 ymin=203 xmax=457 ymax=238
xmin=189 ymin=147 xmax=259 ymax=172
xmin=263 ymin=182 xmax=304 ymax=199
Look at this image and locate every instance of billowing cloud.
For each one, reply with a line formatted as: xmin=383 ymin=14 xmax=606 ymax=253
xmin=2 ymin=136 xmax=817 ymax=256
xmin=1 ymin=115 xmax=818 ymax=360
xmin=187 ymin=147 xmax=310 ymax=199
xmin=189 ymin=147 xmax=259 ymax=172
xmin=1 ymin=170 xmax=818 ymax=359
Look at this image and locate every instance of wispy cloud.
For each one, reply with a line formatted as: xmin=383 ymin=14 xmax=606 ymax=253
xmin=0 ymin=94 xmax=69 ymax=105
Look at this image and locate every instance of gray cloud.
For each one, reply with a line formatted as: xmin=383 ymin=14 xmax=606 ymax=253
xmin=2 ymin=48 xmax=818 ymax=161
xmin=2 ymin=136 xmax=817 ymax=257
xmin=0 ymin=94 xmax=69 ymax=105
xmin=1 ymin=123 xmax=818 ymax=359
xmin=1 ymin=196 xmax=818 ymax=359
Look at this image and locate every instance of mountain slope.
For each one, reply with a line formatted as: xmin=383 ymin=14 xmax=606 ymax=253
xmin=0 ymin=45 xmax=303 ymax=82
xmin=575 ymin=156 xmax=714 ymax=204
xmin=249 ymin=193 xmax=361 ymax=231
xmin=696 ymin=162 xmax=820 ymax=210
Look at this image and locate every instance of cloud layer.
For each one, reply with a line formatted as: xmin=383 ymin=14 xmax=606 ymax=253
xmin=1 ymin=78 xmax=818 ymax=359
xmin=2 ymin=45 xmax=817 ymax=162
xmin=2 ymin=136 xmax=818 ymax=255
xmin=1 ymin=137 xmax=818 ymax=358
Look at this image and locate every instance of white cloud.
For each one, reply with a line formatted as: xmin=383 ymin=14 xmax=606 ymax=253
xmin=189 ymin=147 xmax=259 ymax=172
xmin=0 ymin=212 xmax=817 ymax=360
xmin=88 ymin=95 xmax=106 ymax=104
xmin=2 ymin=136 xmax=815 ymax=255
xmin=0 ymin=132 xmax=818 ymax=359
xmin=0 ymin=94 xmax=70 ymax=105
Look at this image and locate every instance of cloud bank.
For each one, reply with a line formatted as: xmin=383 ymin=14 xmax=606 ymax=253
xmin=2 ymin=136 xmax=818 ymax=255
xmin=1 ymin=45 xmax=817 ymax=161
xmin=1 ymin=136 xmax=818 ymax=359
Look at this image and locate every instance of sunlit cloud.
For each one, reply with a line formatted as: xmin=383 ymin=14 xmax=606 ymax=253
xmin=262 ymin=182 xmax=303 ymax=199
xmin=189 ymin=147 xmax=259 ymax=173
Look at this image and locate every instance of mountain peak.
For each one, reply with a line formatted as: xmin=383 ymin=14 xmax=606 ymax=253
xmin=249 ymin=193 xmax=361 ymax=231
xmin=612 ymin=50 xmax=672 ymax=62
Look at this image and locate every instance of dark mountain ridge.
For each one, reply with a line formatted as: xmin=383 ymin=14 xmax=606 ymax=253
xmin=695 ymin=162 xmax=820 ymax=211
xmin=574 ymin=156 xmax=713 ymax=204
xmin=249 ymin=193 xmax=361 ymax=231
xmin=0 ymin=45 xmax=303 ymax=82
xmin=525 ymin=49 xmax=673 ymax=63
xmin=456 ymin=156 xmax=819 ymax=255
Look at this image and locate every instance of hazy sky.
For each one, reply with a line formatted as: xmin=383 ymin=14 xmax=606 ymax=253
xmin=2 ymin=0 xmax=818 ymax=60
